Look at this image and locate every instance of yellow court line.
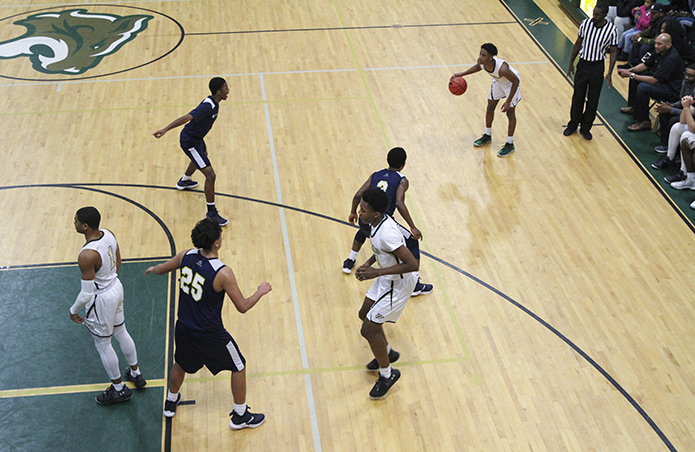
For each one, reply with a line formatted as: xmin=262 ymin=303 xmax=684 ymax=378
xmin=0 ymin=97 xmax=371 ymax=117
xmin=0 ymin=357 xmax=471 ymax=399
xmin=331 ymin=0 xmax=390 ymax=147
xmin=0 ymin=379 xmax=167 ymax=399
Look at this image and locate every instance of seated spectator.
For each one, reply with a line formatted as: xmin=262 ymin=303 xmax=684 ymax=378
xmin=618 ymin=0 xmax=653 ymax=59
xmin=661 ymin=19 xmax=695 ymax=64
xmin=669 ymin=96 xmax=695 ymax=209
xmin=610 ymin=0 xmax=645 ymax=40
xmin=652 ymin=64 xmax=695 ymax=161
xmin=618 ymin=33 xmax=685 ymax=131
xmin=622 ymin=3 xmax=668 ymax=67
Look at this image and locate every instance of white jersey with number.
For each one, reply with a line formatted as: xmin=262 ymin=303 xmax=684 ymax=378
xmin=370 ymin=215 xmax=414 ymax=281
xmin=80 ymin=229 xmax=119 ymax=291
xmin=481 ymin=56 xmax=519 ymax=87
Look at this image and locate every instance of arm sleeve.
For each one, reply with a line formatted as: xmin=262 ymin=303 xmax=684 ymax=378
xmin=70 ymin=279 xmax=96 ymax=315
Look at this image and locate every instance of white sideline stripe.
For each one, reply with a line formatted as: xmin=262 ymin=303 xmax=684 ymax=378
xmin=260 ymin=73 xmax=322 ymax=452
xmin=0 ymin=62 xmax=550 ymax=89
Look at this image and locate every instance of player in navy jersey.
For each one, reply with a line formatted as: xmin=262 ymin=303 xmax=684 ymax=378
xmin=342 ymin=147 xmax=433 ymax=296
xmin=144 ymin=218 xmax=272 ymax=429
xmin=153 ymin=78 xmax=230 ymax=226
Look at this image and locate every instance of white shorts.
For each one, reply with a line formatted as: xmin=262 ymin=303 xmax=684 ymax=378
xmin=489 ymin=80 xmax=521 ymax=107
xmin=365 ymin=272 xmax=418 ymax=324
xmin=681 ymin=130 xmax=695 ymax=148
xmin=83 ymin=279 xmax=125 ymax=338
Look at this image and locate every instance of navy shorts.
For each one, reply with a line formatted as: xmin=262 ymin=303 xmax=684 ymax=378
xmin=174 ymin=322 xmax=246 ymax=375
xmin=180 ymin=137 xmax=211 ymax=170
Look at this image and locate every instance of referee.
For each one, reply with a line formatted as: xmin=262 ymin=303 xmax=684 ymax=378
xmin=564 ymin=2 xmax=618 ymax=141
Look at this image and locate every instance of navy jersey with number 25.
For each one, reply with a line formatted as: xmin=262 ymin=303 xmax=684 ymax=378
xmin=177 ymin=249 xmax=226 ymax=332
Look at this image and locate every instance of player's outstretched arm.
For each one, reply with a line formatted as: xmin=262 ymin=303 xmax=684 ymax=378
xmin=153 ymin=114 xmax=193 ymax=138
xmin=143 ymin=250 xmax=186 ymax=277
xmin=452 ymin=64 xmax=481 ymax=78
xmin=217 ymin=267 xmax=272 ymax=314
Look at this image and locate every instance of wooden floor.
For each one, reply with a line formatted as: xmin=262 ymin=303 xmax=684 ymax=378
xmin=1 ymin=0 xmax=695 ymax=451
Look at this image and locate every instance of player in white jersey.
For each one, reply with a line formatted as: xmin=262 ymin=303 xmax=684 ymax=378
xmin=69 ymin=207 xmax=146 ymax=405
xmin=453 ymin=43 xmax=521 ymax=157
xmin=355 ymin=188 xmax=419 ymax=399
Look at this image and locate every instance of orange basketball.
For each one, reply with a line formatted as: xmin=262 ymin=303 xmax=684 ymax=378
xmin=449 ymin=76 xmax=467 ymax=96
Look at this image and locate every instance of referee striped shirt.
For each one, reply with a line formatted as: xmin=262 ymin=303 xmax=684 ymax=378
xmin=578 ymin=18 xmax=618 ymax=62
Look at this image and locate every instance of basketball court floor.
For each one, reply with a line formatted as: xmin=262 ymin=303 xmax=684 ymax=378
xmin=1 ymin=0 xmax=694 ymax=451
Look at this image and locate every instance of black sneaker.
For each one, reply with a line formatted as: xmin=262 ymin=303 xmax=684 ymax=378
xmin=665 ymin=170 xmax=686 ymax=184
xmin=206 ymin=210 xmax=229 ymax=227
xmin=342 ymin=258 xmax=356 ymax=274
xmin=96 ymin=384 xmax=132 ymax=405
xmin=473 ymin=134 xmax=492 ymax=147
xmin=366 ymin=349 xmax=400 ymax=370
xmin=563 ymin=126 xmax=576 ymax=136
xmin=163 ymin=393 xmax=181 ymax=418
xmin=124 ymin=367 xmax=147 ymax=389
xmin=229 ymin=407 xmax=266 ymax=429
xmin=651 ymin=156 xmax=675 ymax=170
xmin=580 ymin=130 xmax=592 ymax=141
xmin=412 ymin=280 xmax=434 ymax=297
xmin=176 ymin=178 xmax=199 ymax=190
xmin=369 ymin=368 xmax=401 ymax=399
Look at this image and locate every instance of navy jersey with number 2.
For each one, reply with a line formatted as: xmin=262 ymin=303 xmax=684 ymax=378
xmin=370 ymin=168 xmax=404 ymax=216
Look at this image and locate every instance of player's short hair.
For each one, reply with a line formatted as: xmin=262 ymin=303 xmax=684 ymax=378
xmin=191 ymin=218 xmax=222 ymax=251
xmin=76 ymin=206 xmax=101 ymax=230
xmin=688 ymin=64 xmax=695 ymax=71
xmin=387 ymin=147 xmax=407 ymax=168
xmin=209 ymin=77 xmax=227 ymax=95
xmin=362 ymin=187 xmax=389 ymax=214
xmin=481 ymin=43 xmax=498 ymax=56
xmin=594 ymin=2 xmax=608 ymax=14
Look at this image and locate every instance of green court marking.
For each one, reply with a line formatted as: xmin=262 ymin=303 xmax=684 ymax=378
xmin=0 ymin=261 xmax=168 ymax=452
xmin=331 ymin=0 xmax=391 ymax=147
xmin=0 ymin=262 xmax=167 ymax=391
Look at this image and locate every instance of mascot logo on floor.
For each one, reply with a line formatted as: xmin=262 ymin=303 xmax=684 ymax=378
xmin=0 ymin=9 xmax=152 ymax=75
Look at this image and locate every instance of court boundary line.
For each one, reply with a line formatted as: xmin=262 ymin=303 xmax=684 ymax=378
xmin=186 ymin=21 xmax=517 ymax=36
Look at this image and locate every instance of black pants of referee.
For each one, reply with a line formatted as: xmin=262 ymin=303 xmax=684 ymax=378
xmin=568 ymin=59 xmax=604 ymax=134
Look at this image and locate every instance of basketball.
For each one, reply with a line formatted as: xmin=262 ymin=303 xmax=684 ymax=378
xmin=449 ymin=76 xmax=467 ymax=96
